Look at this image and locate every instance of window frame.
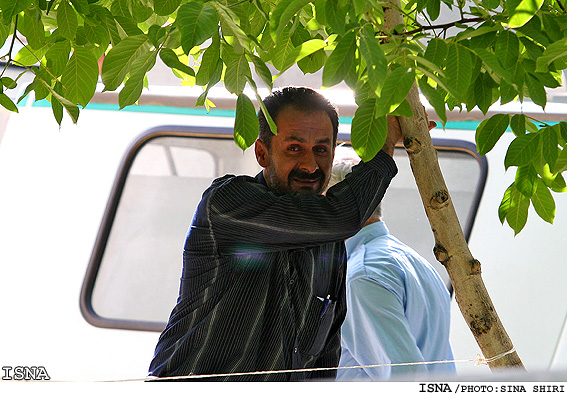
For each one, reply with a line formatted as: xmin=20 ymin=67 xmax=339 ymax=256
xmin=80 ymin=126 xmax=488 ymax=332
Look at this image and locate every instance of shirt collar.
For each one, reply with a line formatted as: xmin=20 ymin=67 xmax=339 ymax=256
xmin=345 ymin=221 xmax=390 ymax=258
xmin=255 ymin=171 xmax=267 ymax=187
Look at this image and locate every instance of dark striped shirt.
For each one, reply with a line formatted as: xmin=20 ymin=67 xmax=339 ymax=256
xmin=148 ymin=150 xmax=397 ymax=381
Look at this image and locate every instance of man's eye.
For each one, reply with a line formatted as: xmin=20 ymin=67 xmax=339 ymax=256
xmin=315 ymin=147 xmax=328 ymax=154
xmin=288 ymin=146 xmax=300 ymax=152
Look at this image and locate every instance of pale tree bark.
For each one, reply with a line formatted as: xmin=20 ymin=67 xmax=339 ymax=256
xmin=384 ymin=3 xmax=524 ymax=370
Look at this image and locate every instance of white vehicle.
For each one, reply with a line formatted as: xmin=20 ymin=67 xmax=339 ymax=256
xmin=1 ymin=68 xmax=567 ymax=382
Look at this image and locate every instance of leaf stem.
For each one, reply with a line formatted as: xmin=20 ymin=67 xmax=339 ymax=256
xmin=557 ymin=0 xmax=566 ymax=12
xmin=0 ymin=15 xmax=20 ymax=78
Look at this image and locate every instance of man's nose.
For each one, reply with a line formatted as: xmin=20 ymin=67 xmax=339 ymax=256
xmin=299 ymin=152 xmax=319 ymax=173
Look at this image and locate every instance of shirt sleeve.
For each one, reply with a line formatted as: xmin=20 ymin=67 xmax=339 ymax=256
xmin=342 ymin=276 xmax=428 ymax=380
xmin=207 ymin=150 xmax=397 ymax=252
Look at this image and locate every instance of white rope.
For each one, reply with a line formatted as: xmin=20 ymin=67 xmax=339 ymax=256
xmin=118 ymin=348 xmax=517 ymax=382
xmin=39 ymin=349 xmax=516 ymax=382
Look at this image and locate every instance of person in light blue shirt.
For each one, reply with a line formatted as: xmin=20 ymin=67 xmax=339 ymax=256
xmin=329 ymin=146 xmax=456 ymax=381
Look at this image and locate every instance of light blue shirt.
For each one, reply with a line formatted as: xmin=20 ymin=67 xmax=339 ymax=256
xmin=337 ymin=221 xmax=456 ymax=381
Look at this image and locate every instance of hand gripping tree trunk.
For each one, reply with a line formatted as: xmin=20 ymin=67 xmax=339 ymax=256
xmin=384 ymin=3 xmax=524 ymax=370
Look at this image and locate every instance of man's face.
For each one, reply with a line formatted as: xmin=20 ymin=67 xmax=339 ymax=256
xmin=255 ymin=106 xmax=335 ymax=195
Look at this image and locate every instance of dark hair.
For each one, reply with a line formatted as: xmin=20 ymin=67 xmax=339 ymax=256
xmin=258 ymin=86 xmax=339 ymax=149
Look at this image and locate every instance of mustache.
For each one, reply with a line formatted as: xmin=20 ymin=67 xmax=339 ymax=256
xmin=289 ymin=168 xmax=325 ymax=181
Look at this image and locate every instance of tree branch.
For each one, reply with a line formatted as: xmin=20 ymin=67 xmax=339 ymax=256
xmin=403 ymin=16 xmax=485 ymax=36
xmin=0 ymin=15 xmax=19 ymax=78
xmin=557 ymin=0 xmax=566 ymax=13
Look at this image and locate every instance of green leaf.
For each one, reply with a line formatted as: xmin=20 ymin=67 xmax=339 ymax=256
xmin=234 ymin=93 xmax=259 ymax=150
xmin=457 ymin=25 xmax=498 ymax=42
xmin=519 ymin=36 xmax=544 ymax=60
xmin=14 ymin=44 xmax=48 ymax=67
xmin=196 ymin=33 xmax=221 ymax=86
xmin=473 ymin=48 xmax=515 ymax=85
xmin=270 ymin=26 xmax=295 ymax=71
xmin=114 ymin=15 xmax=144 ymax=36
xmin=0 ymin=0 xmax=31 ymax=20
xmin=507 ymin=0 xmax=544 ymax=28
xmin=177 ymin=2 xmax=218 ymax=54
xmin=298 ymin=48 xmax=326 ymax=74
xmin=510 ymin=114 xmax=526 ymax=136
xmin=1 ymin=77 xmax=16 ymax=89
xmin=322 ymin=31 xmax=357 ymax=88
xmin=540 ymin=163 xmax=567 ymax=192
xmin=351 ymin=99 xmax=388 ymax=162
xmin=90 ymin=4 xmax=121 ymax=46
xmin=507 ymin=185 xmax=530 ymax=235
xmin=119 ymin=50 xmax=157 ymax=109
xmin=210 ymin=2 xmax=250 ymax=49
xmin=504 ymin=132 xmax=540 ymax=169
xmin=281 ymin=39 xmax=327 ymax=73
xmin=542 ymin=13 xmax=562 ymax=42
xmin=102 ymin=35 xmax=149 ymax=91
xmin=36 ymin=75 xmax=80 ymax=123
xmin=111 ymin=0 xmax=132 ymax=18
xmin=535 ymin=38 xmax=567 ymax=73
xmin=325 ymin=1 xmax=348 ymax=35
xmin=159 ymin=48 xmax=195 ymax=77
xmin=375 ymin=67 xmax=415 ymax=118
xmin=424 ymin=38 xmax=448 ymax=67
xmin=495 ymin=30 xmax=519 ymax=70
xmin=70 ymin=0 xmax=89 ymax=15
xmin=418 ymin=77 xmax=447 ymax=125
xmin=445 ymin=43 xmax=473 ymax=102
xmin=353 ymin=0 xmax=366 ymax=14
xmin=532 ymin=178 xmax=555 ymax=224
xmin=154 ymin=0 xmax=181 ymax=16
xmin=224 ymin=55 xmax=251 ymax=95
xmin=498 ymin=184 xmax=514 ymax=224
xmin=390 ymin=99 xmax=413 ymax=117
xmin=249 ymin=54 xmax=273 ymax=90
xmin=559 ymin=123 xmax=567 ymax=147
xmin=21 ymin=8 xmax=46 ymax=50
xmin=254 ymin=89 xmax=277 ymax=135
xmin=500 ymin=80 xmax=518 ymax=104
xmin=525 ymin=73 xmax=546 ymax=109
xmin=484 ymin=0 xmax=500 ymax=7
xmin=541 ymin=126 xmax=559 ymax=168
xmin=271 ymin=0 xmax=311 ymax=42
xmin=474 ymin=73 xmax=495 ymax=114
xmin=51 ymin=82 xmax=64 ymax=125
xmin=31 ymin=70 xmax=50 ymax=100
xmin=359 ymin=25 xmax=387 ymax=96
xmin=426 ymin=0 xmax=441 ymax=20
xmin=85 ymin=19 xmax=111 ymax=47
xmin=476 ymin=114 xmax=510 ymax=156
xmin=57 ymin=0 xmax=78 ymax=40
xmin=0 ymin=19 xmax=9 ymax=45
xmin=0 ymin=93 xmax=18 ymax=113
xmin=515 ymin=164 xmax=538 ymax=198
xmin=551 ymin=146 xmax=567 ymax=174
xmin=61 ymin=47 xmax=99 ymax=107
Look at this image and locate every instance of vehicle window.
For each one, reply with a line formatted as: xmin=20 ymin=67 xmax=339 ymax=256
xmin=81 ymin=130 xmax=485 ymax=331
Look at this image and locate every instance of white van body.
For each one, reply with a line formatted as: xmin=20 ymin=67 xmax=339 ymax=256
xmin=1 ymin=77 xmax=567 ymax=382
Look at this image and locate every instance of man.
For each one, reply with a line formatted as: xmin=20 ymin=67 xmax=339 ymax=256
xmin=148 ymin=87 xmax=400 ymax=381
xmin=328 ymin=146 xmax=456 ymax=381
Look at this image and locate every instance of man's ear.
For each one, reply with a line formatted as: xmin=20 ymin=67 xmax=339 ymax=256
xmin=255 ymin=139 xmax=270 ymax=168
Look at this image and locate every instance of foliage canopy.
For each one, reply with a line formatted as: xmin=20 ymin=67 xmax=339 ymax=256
xmin=1 ymin=0 xmax=567 ymax=234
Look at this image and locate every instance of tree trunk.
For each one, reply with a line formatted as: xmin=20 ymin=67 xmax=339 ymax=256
xmin=384 ymin=3 xmax=525 ymax=370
